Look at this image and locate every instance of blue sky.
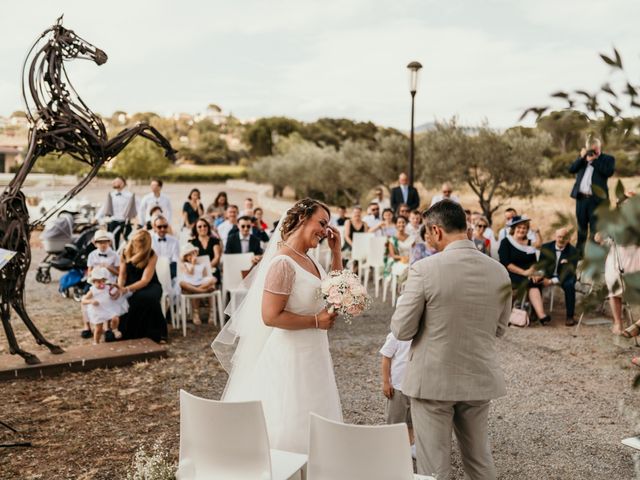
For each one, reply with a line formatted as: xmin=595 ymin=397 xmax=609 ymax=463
xmin=1 ymin=0 xmax=638 ymax=129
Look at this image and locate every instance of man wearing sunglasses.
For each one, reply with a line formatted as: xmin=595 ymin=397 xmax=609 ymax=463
xmin=151 ymin=215 xmax=179 ymax=278
xmin=224 ymin=216 xmax=263 ymax=264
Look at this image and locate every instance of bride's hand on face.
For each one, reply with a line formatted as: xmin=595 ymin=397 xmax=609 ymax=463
xmin=316 ymin=309 xmax=338 ymax=330
xmin=326 ymin=225 xmax=341 ymax=252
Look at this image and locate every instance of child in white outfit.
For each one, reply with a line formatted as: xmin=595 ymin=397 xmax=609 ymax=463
xmin=81 ymin=267 xmax=126 ymax=344
xmin=80 ymin=230 xmax=122 ymax=339
xmin=178 ymin=243 xmax=216 ymax=325
xmin=380 ymin=331 xmax=414 ymax=452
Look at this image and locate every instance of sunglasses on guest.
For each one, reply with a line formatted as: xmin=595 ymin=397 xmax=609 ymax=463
xmin=156 ymin=224 xmax=169 ymax=229
xmin=476 ymin=224 xmax=488 ymax=229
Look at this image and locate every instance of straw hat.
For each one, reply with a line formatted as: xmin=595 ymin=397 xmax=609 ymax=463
xmin=93 ymin=229 xmax=112 ymax=243
xmin=180 ymin=243 xmax=199 ymax=260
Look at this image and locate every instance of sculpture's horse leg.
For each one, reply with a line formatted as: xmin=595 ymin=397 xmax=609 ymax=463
xmin=106 ymin=123 xmax=177 ymax=159
xmin=0 ymin=297 xmax=41 ymax=365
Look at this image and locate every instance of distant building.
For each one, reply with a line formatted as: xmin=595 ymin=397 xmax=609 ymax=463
xmin=0 ymin=133 xmax=27 ymax=173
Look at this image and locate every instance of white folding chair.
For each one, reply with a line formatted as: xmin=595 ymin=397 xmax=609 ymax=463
xmin=156 ymin=256 xmax=180 ymax=330
xmin=177 ymin=390 xmax=307 ymax=480
xmin=307 ymin=414 xmax=433 ymax=480
xmin=178 ymin=256 xmax=224 ymax=334
xmin=362 ymin=237 xmax=387 ymax=298
xmin=382 ymin=261 xmax=410 ymax=306
xmin=222 ymin=253 xmax=254 ymax=315
xmin=349 ymin=232 xmax=374 ymax=278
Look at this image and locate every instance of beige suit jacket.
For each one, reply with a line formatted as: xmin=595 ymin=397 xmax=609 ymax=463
xmin=391 ymin=239 xmax=511 ymax=401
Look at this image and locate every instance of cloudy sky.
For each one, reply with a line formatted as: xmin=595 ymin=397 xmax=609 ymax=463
xmin=1 ymin=0 xmax=638 ymax=129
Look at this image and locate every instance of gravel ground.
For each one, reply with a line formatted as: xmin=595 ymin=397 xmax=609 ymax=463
xmin=1 ymin=246 xmax=640 ymax=479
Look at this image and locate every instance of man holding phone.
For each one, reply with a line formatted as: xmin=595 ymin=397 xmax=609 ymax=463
xmin=569 ymin=138 xmax=615 ymax=258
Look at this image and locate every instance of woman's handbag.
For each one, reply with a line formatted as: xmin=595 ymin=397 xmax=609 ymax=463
xmin=509 ymin=293 xmax=530 ymax=327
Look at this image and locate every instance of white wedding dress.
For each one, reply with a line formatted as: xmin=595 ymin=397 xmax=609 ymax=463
xmin=221 ymin=254 xmax=343 ymax=453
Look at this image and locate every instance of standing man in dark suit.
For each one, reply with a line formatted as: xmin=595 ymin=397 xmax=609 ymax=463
xmin=538 ymin=228 xmax=579 ymax=326
xmin=569 ymin=138 xmax=615 ymax=257
xmin=391 ymin=172 xmax=420 ymax=213
xmin=225 ymin=216 xmax=263 ymax=265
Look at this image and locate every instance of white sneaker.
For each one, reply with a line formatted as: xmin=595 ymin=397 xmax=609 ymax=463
xmin=411 ymin=444 xmax=417 ymax=459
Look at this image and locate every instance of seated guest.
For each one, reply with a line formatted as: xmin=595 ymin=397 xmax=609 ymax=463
xmin=331 ymin=205 xmax=349 ymax=227
xmin=242 ymin=197 xmax=255 ymax=217
xmin=410 ymin=225 xmax=436 ymax=264
xmin=385 ymin=216 xmax=413 ymax=281
xmin=429 ymin=182 xmax=460 ymax=206
xmin=397 ymin=203 xmax=411 ymax=220
xmin=251 ymin=216 xmax=270 ymax=243
xmin=363 ymin=202 xmax=381 ymax=230
xmin=471 ymin=216 xmax=491 ymax=255
xmin=225 ymin=216 xmax=263 ymax=264
xmin=190 ymin=217 xmax=222 ymax=284
xmin=498 ymin=207 xmax=538 ymax=242
xmin=343 ymin=206 xmax=367 ymax=252
xmin=369 ymin=208 xmax=396 ymax=237
xmin=537 ymin=228 xmax=578 ymax=326
xmin=178 ymin=243 xmax=217 ymax=325
xmin=471 ymin=211 xmax=496 ymax=241
xmin=405 ymin=210 xmax=423 ymax=240
xmin=218 ymin=204 xmax=240 ymax=246
xmin=253 ymin=207 xmax=269 ymax=231
xmin=145 ymin=205 xmax=163 ymax=230
xmin=117 ymin=230 xmax=167 ymax=343
xmin=371 ymin=186 xmax=391 ymax=211
xmin=206 ymin=191 xmax=229 ymax=227
xmin=498 ymin=215 xmax=550 ymax=325
xmin=182 ymin=188 xmax=204 ymax=231
xmin=151 ymin=215 xmax=180 ymax=278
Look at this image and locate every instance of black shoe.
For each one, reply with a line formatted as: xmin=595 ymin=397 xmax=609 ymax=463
xmin=540 ymin=315 xmax=552 ymax=326
xmin=104 ymin=330 xmax=116 ymax=342
xmin=565 ymin=317 xmax=576 ymax=327
xmin=80 ymin=329 xmax=92 ymax=339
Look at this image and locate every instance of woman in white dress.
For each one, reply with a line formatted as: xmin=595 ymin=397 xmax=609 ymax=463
xmin=213 ymin=198 xmax=343 ymax=453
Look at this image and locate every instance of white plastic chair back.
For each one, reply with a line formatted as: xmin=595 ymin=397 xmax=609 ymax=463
xmin=179 ymin=227 xmax=192 ymax=248
xmin=307 ymin=413 xmax=414 ymax=480
xmin=336 ymin=226 xmax=346 ymax=248
xmin=156 ymin=256 xmax=173 ymax=297
xmin=178 ymin=390 xmax=272 ymax=480
xmin=366 ymin=237 xmax=387 ymax=268
xmin=351 ymin=232 xmax=373 ymax=262
xmin=222 ymin=253 xmax=254 ymax=291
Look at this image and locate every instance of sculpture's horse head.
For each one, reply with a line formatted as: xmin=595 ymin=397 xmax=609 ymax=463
xmin=49 ymin=18 xmax=108 ymax=66
xmin=22 ymin=16 xmax=110 ymax=159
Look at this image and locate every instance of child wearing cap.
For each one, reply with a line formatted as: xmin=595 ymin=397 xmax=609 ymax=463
xmin=179 ymin=243 xmax=217 ymax=325
xmin=80 ymin=230 xmax=122 ymax=338
xmin=81 ymin=267 xmax=126 ymax=344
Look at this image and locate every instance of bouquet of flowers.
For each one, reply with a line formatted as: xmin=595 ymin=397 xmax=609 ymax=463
xmin=319 ymin=270 xmax=372 ymax=323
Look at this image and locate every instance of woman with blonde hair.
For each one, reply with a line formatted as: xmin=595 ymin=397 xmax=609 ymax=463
xmin=117 ymin=229 xmax=167 ymax=343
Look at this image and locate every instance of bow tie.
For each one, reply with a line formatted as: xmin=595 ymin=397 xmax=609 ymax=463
xmin=98 ymin=253 xmax=108 ymax=257
xmin=556 ymin=248 xmax=564 ymax=252
xmin=114 ymin=192 xmax=122 ymax=196
xmin=158 ymin=238 xmax=167 ymax=242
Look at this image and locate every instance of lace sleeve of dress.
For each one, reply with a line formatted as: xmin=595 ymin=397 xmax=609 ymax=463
xmin=264 ymin=257 xmax=296 ymax=295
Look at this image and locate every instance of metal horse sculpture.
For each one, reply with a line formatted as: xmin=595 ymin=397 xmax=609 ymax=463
xmin=1 ymin=17 xmax=176 ymax=364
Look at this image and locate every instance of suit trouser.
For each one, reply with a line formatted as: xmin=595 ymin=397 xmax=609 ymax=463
xmin=410 ymin=397 xmax=496 ymax=480
xmin=575 ymin=196 xmax=600 ymax=257
xmin=560 ymin=276 xmax=576 ymax=318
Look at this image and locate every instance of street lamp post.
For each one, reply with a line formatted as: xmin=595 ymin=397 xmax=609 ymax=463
xmin=407 ymin=61 xmax=422 ymax=187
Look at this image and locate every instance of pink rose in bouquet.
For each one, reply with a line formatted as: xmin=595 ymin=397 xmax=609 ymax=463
xmin=319 ymin=270 xmax=372 ymax=323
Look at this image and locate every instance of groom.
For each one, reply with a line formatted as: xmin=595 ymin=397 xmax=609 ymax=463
xmin=391 ymin=200 xmax=511 ymax=480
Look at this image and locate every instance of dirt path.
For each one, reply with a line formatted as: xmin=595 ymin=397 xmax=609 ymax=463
xmin=1 ymin=247 xmax=639 ymax=479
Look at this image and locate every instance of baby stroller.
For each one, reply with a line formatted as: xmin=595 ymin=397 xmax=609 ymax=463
xmin=37 ymin=217 xmax=98 ymax=301
xmin=36 ymin=213 xmax=75 ymax=284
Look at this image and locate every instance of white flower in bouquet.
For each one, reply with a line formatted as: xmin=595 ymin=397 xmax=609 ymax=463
xmin=319 ymin=270 xmax=372 ymax=323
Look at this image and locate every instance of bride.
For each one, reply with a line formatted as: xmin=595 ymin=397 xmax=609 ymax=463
xmin=212 ymin=198 xmax=343 ymax=453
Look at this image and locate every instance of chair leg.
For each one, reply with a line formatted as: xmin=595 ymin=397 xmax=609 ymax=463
xmin=374 ymin=269 xmax=380 ymax=298
xmin=363 ymin=267 xmax=370 ymax=292
xmin=549 ymin=288 xmax=555 ymax=313
xmin=217 ymin=292 xmax=225 ymax=327
xmin=391 ymin=275 xmax=397 ymax=306
xmin=181 ymin=296 xmax=187 ymax=337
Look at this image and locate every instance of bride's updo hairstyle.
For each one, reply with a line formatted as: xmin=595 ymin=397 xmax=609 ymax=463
xmin=280 ymin=198 xmax=331 ymax=240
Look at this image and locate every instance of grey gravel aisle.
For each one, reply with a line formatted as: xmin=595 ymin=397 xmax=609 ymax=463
xmin=329 ymin=299 xmax=640 ymax=479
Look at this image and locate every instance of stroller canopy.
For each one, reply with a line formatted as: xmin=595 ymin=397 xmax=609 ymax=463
xmin=41 ymin=212 xmax=74 ymax=244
